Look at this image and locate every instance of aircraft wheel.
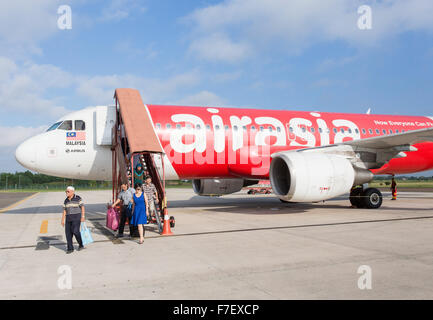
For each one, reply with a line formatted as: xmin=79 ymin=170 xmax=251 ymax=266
xmin=349 ymin=187 xmax=364 ymax=208
xmin=279 ymin=199 xmax=292 ymax=203
xmin=362 ymin=188 xmax=383 ymax=209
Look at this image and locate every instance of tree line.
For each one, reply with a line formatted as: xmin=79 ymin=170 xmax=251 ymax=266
xmin=0 ymin=171 xmax=111 ymax=190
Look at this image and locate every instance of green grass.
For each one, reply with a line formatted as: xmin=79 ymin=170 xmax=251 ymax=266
xmin=370 ymin=180 xmax=433 ymax=189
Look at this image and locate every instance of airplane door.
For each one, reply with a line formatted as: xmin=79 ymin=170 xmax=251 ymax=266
xmin=96 ymin=106 xmax=116 ymax=145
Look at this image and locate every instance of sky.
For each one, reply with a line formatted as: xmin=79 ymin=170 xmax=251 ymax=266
xmin=0 ymin=0 xmax=433 ymax=175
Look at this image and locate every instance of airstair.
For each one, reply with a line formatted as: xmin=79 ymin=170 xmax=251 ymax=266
xmin=111 ymin=88 xmax=170 ymax=232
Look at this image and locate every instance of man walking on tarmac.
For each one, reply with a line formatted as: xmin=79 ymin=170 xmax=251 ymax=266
xmin=142 ymin=175 xmax=158 ymax=222
xmin=111 ymin=182 xmax=136 ymax=238
xmin=61 ymin=186 xmax=85 ymax=254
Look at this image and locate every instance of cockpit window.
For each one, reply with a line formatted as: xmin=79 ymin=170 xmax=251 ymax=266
xmin=58 ymin=120 xmax=73 ymax=130
xmin=46 ymin=122 xmax=62 ymax=132
xmin=75 ymin=120 xmax=86 ymax=131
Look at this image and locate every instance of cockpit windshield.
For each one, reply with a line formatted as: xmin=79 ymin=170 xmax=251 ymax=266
xmin=46 ymin=122 xmax=62 ymax=132
xmin=46 ymin=120 xmax=86 ymax=132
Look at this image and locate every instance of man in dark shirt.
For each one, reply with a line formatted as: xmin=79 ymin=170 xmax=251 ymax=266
xmin=61 ymin=186 xmax=85 ymax=254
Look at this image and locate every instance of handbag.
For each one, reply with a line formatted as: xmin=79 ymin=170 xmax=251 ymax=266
xmin=80 ymin=222 xmax=94 ymax=246
xmin=106 ymin=207 xmax=120 ymax=231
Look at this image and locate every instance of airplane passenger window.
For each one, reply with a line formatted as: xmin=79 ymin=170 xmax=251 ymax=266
xmin=375 ymin=129 xmax=380 ymax=134
xmin=318 ymin=128 xmax=323 ymax=133
xmin=302 ymin=127 xmax=306 ymax=133
xmin=289 ymin=127 xmax=294 ymax=133
xmin=382 ymin=129 xmax=386 ymax=134
xmin=268 ymin=126 xmax=272 ymax=132
xmin=156 ymin=123 xmax=161 ymax=129
xmin=259 ymin=126 xmax=264 ymax=132
xmin=46 ymin=121 xmax=62 ymax=132
xmin=277 ymin=127 xmax=281 ymax=133
xmin=310 ymin=127 xmax=315 ymax=133
xmin=215 ymin=125 xmax=220 ymax=130
xmin=75 ymin=120 xmax=86 ymax=131
xmin=58 ymin=120 xmax=72 ymax=130
xmin=186 ymin=124 xmax=192 ymax=129
xmin=206 ymin=124 xmax=210 ymax=130
xmin=396 ymin=129 xmax=399 ymax=133
xmin=348 ymin=128 xmax=352 ymax=134
xmin=196 ymin=124 xmax=201 ymax=130
xmin=402 ymin=129 xmax=405 ymax=133
xmin=243 ymin=126 xmax=247 ymax=131
xmin=333 ymin=128 xmax=337 ymax=134
xmin=166 ymin=124 xmax=171 ymax=129
xmin=233 ymin=125 xmax=238 ymax=131
xmin=369 ymin=129 xmax=373 ymax=134
xmin=362 ymin=129 xmax=366 ymax=134
xmin=225 ymin=125 xmax=229 ymax=130
xmin=176 ymin=124 xmax=181 ymax=129
xmin=389 ymin=129 xmax=393 ymax=134
xmin=340 ymin=128 xmax=344 ymax=133
xmin=251 ymin=126 xmax=256 ymax=130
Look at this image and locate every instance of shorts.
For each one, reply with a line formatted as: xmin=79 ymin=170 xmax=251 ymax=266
xmin=148 ymin=200 xmax=156 ymax=213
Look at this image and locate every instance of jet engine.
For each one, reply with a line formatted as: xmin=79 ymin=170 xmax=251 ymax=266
xmin=192 ymin=179 xmax=257 ymax=196
xmin=270 ymin=151 xmax=373 ymax=202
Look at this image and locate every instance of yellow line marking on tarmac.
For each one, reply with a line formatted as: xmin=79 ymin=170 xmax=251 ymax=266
xmin=40 ymin=220 xmax=48 ymax=234
xmin=0 ymin=193 xmax=39 ymax=214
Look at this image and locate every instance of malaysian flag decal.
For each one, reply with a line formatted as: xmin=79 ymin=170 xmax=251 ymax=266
xmin=66 ymin=132 xmax=86 ymax=140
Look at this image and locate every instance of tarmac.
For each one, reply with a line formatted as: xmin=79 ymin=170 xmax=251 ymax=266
xmin=0 ymin=188 xmax=433 ymax=299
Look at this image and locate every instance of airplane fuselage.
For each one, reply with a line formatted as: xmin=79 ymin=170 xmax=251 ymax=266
xmin=15 ymin=105 xmax=433 ymax=181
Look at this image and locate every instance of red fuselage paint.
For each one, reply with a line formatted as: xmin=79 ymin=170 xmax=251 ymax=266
xmin=148 ymin=105 xmax=433 ymax=179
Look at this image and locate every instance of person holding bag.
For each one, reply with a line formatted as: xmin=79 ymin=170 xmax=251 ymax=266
xmin=61 ymin=186 xmax=85 ymax=254
xmin=110 ymin=182 xmax=135 ymax=238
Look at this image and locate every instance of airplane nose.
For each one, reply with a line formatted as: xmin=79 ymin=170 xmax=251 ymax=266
xmin=15 ymin=139 xmax=37 ymax=170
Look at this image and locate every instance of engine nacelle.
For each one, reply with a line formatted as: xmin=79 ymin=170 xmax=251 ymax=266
xmin=192 ymin=179 xmax=256 ymax=196
xmin=270 ymin=151 xmax=373 ymax=202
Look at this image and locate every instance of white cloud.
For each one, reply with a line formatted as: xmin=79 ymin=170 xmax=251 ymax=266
xmin=0 ymin=0 xmax=64 ymax=57
xmin=0 ymin=125 xmax=46 ymax=148
xmin=167 ymin=91 xmax=226 ymax=106
xmin=76 ymin=70 xmax=202 ymax=105
xmin=0 ymin=57 xmax=72 ymax=119
xmin=189 ymin=33 xmax=251 ymax=63
xmin=211 ymin=70 xmax=243 ymax=83
xmin=0 ymin=54 xmax=206 ymax=123
xmin=100 ymin=0 xmax=146 ymax=22
xmin=317 ymin=56 xmax=358 ymax=73
xmin=185 ymin=0 xmax=433 ymax=62
xmin=0 ymin=125 xmax=46 ymax=172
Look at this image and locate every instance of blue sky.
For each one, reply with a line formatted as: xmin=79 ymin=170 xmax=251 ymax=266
xmin=1 ymin=0 xmax=433 ymax=175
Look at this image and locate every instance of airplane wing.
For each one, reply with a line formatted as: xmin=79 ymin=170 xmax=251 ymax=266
xmin=295 ymin=127 xmax=433 ymax=170
xmin=341 ymin=127 xmax=433 ymax=149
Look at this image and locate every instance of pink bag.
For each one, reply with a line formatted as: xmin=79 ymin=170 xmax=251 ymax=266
xmin=106 ymin=207 xmax=120 ymax=231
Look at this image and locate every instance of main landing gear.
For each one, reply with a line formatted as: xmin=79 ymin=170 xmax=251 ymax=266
xmin=349 ymin=186 xmax=383 ymax=209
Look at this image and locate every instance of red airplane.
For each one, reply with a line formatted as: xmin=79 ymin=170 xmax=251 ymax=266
xmin=15 ymin=102 xmax=433 ymax=209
